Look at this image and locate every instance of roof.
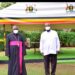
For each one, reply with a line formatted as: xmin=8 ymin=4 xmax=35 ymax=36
xmin=0 ymin=2 xmax=75 ymax=18
xmin=0 ymin=2 xmax=75 ymax=24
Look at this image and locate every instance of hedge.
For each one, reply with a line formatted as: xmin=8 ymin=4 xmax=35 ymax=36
xmin=24 ymin=31 xmax=75 ymax=47
xmin=24 ymin=31 xmax=42 ymax=48
xmin=58 ymin=31 xmax=75 ymax=47
xmin=0 ymin=30 xmax=75 ymax=51
xmin=5 ymin=31 xmax=75 ymax=47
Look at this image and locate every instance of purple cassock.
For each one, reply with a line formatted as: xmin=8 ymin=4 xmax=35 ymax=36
xmin=5 ymin=33 xmax=27 ymax=75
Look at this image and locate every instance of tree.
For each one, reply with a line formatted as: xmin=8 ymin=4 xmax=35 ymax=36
xmin=0 ymin=2 xmax=16 ymax=9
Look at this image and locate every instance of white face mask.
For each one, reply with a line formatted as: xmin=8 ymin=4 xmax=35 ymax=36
xmin=45 ymin=26 xmax=50 ymax=30
xmin=13 ymin=30 xmax=19 ymax=34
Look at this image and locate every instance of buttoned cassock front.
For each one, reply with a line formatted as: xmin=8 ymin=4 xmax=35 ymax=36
xmin=39 ymin=30 xmax=60 ymax=56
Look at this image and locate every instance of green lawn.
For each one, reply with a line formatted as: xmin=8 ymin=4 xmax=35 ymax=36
xmin=58 ymin=47 xmax=75 ymax=58
xmin=0 ymin=47 xmax=75 ymax=61
xmin=25 ymin=47 xmax=75 ymax=59
xmin=0 ymin=48 xmax=75 ymax=75
xmin=0 ymin=63 xmax=75 ymax=75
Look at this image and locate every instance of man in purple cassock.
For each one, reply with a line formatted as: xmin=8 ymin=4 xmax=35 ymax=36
xmin=5 ymin=25 xmax=27 ymax=75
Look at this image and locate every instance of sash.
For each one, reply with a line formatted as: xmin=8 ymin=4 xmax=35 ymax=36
xmin=10 ymin=41 xmax=22 ymax=74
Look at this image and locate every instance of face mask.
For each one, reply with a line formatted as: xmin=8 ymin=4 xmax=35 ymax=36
xmin=45 ymin=26 xmax=50 ymax=31
xmin=13 ymin=30 xmax=19 ymax=34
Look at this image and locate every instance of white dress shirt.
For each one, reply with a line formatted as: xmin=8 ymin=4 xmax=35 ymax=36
xmin=39 ymin=30 xmax=60 ymax=56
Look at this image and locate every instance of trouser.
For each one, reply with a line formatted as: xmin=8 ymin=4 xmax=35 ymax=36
xmin=44 ymin=54 xmax=57 ymax=75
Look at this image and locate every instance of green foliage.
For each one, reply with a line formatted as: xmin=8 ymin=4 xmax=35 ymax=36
xmin=0 ymin=31 xmax=10 ymax=51
xmin=24 ymin=31 xmax=42 ymax=42
xmin=24 ymin=31 xmax=75 ymax=47
xmin=58 ymin=31 xmax=75 ymax=47
xmin=6 ymin=31 xmax=11 ymax=35
xmin=0 ymin=31 xmax=4 ymax=39
xmin=24 ymin=31 xmax=42 ymax=48
xmin=0 ymin=2 xmax=15 ymax=9
xmin=0 ymin=42 xmax=4 ymax=51
xmin=1 ymin=30 xmax=75 ymax=51
xmin=30 ymin=31 xmax=41 ymax=42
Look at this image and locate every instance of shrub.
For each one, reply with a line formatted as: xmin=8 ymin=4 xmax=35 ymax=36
xmin=24 ymin=31 xmax=42 ymax=48
xmin=1 ymin=30 xmax=75 ymax=51
xmin=58 ymin=31 xmax=75 ymax=47
xmin=0 ymin=42 xmax=4 ymax=51
xmin=24 ymin=31 xmax=75 ymax=47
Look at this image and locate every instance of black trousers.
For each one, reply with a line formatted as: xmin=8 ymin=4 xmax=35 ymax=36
xmin=44 ymin=54 xmax=57 ymax=75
